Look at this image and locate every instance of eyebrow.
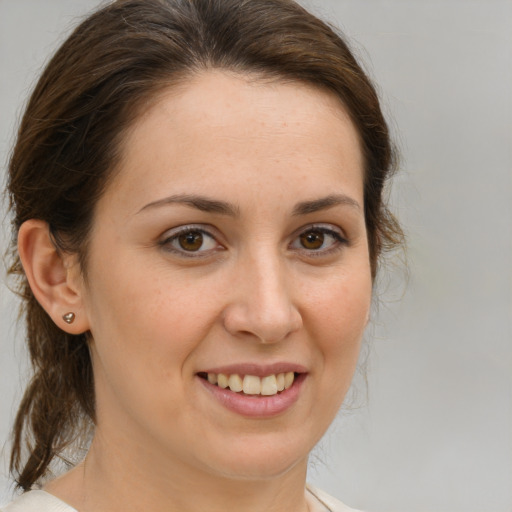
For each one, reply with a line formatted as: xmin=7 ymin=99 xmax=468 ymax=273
xmin=137 ymin=194 xmax=240 ymax=217
xmin=292 ymin=194 xmax=361 ymax=216
xmin=137 ymin=193 xmax=360 ymax=217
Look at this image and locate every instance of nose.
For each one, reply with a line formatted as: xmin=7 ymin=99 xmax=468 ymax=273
xmin=222 ymin=252 xmax=303 ymax=344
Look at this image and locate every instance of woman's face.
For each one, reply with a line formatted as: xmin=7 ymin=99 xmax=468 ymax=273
xmin=79 ymin=71 xmax=372 ymax=480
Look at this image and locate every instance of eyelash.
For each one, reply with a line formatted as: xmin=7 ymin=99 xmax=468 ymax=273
xmin=158 ymin=224 xmax=348 ymax=259
xmin=290 ymin=225 xmax=348 ymax=258
xmin=159 ymin=225 xmax=223 ymax=258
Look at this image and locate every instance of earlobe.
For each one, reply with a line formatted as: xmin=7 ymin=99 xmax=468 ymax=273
xmin=17 ymin=219 xmax=90 ymax=334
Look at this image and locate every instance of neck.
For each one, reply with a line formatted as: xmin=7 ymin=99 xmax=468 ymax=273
xmin=45 ymin=430 xmax=311 ymax=512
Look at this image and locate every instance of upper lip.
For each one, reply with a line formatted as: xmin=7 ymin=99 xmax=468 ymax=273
xmin=198 ymin=362 xmax=308 ymax=377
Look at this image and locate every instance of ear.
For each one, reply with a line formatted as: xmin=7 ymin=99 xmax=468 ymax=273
xmin=17 ymin=219 xmax=90 ymax=334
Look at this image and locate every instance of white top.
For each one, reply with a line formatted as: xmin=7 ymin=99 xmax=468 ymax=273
xmin=1 ymin=491 xmax=76 ymax=512
xmin=1 ymin=486 xmax=362 ymax=512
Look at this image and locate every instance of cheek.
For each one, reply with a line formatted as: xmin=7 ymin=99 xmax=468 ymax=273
xmin=293 ymin=266 xmax=372 ymax=442
xmin=84 ymin=259 xmax=221 ymax=379
xmin=307 ymin=266 xmax=371 ymax=336
xmin=84 ymin=271 xmax=198 ymax=428
xmin=305 ymin=266 xmax=372 ymax=384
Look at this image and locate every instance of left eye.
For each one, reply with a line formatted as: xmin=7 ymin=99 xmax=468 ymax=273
xmin=161 ymin=228 xmax=220 ymax=255
xmin=290 ymin=227 xmax=346 ymax=253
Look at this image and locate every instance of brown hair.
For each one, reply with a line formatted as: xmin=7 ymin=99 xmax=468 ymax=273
xmin=6 ymin=0 xmax=403 ymax=491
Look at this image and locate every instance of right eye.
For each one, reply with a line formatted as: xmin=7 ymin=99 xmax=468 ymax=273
xmin=160 ymin=226 xmax=222 ymax=257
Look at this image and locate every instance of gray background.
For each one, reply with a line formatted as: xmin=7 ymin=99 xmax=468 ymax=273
xmin=1 ymin=1 xmax=511 ymax=511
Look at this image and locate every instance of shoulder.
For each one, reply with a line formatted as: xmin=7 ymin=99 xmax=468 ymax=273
xmin=1 ymin=490 xmax=77 ymax=512
xmin=307 ymin=484 xmax=365 ymax=512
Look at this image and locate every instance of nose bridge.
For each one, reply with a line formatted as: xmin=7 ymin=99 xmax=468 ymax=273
xmin=250 ymin=249 xmax=289 ymax=317
xmin=224 ymin=245 xmax=302 ymax=343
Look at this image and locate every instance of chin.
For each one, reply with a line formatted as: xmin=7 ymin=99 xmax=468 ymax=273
xmin=211 ymin=456 xmax=307 ymax=482
xmin=197 ymin=434 xmax=312 ymax=482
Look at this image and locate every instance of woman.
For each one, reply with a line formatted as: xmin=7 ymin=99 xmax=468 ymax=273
xmin=2 ymin=0 xmax=402 ymax=511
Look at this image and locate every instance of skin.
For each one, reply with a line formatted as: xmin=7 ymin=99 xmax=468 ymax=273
xmin=28 ymin=71 xmax=372 ymax=512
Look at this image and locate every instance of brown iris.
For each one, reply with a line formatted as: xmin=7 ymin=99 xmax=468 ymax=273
xmin=300 ymin=230 xmax=324 ymax=250
xmin=178 ymin=231 xmax=204 ymax=251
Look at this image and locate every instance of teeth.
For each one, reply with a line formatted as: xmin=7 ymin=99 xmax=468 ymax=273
xmin=217 ymin=373 xmax=229 ymax=389
xmin=261 ymin=375 xmax=278 ymax=396
xmin=228 ymin=374 xmax=243 ymax=392
xmin=206 ymin=371 xmax=296 ymax=396
xmin=284 ymin=371 xmax=294 ymax=389
xmin=243 ymin=375 xmax=261 ymax=395
xmin=276 ymin=373 xmax=285 ymax=391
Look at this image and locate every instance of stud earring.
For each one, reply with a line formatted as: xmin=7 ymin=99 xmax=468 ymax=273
xmin=62 ymin=312 xmax=76 ymax=324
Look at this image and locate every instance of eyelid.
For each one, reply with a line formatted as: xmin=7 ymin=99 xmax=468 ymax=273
xmin=158 ymin=224 xmax=224 ymax=257
xmin=292 ymin=222 xmax=347 ymax=240
xmin=157 ymin=222 xmax=348 ymax=259
xmin=290 ymin=223 xmax=349 ymax=255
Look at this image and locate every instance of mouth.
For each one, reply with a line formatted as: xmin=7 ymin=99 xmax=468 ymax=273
xmin=196 ymin=366 xmax=307 ymax=417
xmin=197 ymin=371 xmax=297 ymax=397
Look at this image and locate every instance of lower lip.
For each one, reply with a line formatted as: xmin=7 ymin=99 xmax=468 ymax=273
xmin=198 ymin=373 xmax=306 ymax=418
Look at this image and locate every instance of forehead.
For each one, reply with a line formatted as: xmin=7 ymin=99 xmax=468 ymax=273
xmin=105 ymin=70 xmax=364 ymax=213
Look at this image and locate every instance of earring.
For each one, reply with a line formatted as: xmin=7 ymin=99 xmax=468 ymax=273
xmin=62 ymin=312 xmax=76 ymax=324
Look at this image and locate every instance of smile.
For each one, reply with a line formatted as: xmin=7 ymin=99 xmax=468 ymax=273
xmin=198 ymin=370 xmax=306 ymax=417
xmin=198 ymin=372 xmax=296 ymax=396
